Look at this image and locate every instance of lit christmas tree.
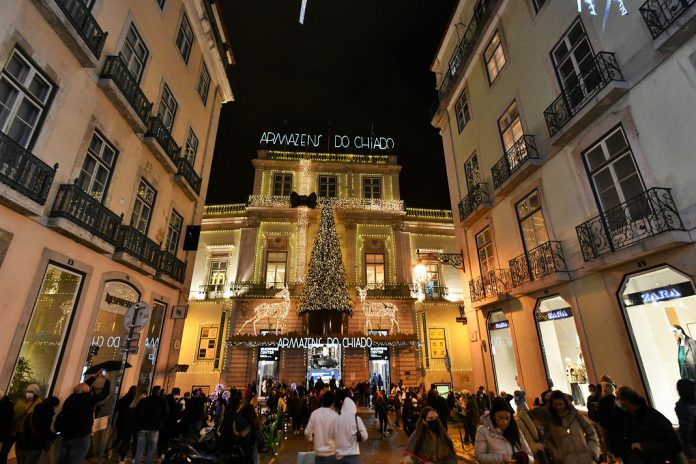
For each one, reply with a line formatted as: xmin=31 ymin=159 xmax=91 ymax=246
xmin=298 ymin=206 xmax=353 ymax=315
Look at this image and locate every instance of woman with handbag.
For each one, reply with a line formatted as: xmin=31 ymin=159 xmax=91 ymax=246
xmin=475 ymin=398 xmax=534 ymax=464
xmin=544 ymin=391 xmax=599 ymax=464
xmin=16 ymin=396 xmax=59 ymax=464
xmin=401 ymin=407 xmax=457 ymax=464
xmin=329 ymin=397 xmax=367 ymax=464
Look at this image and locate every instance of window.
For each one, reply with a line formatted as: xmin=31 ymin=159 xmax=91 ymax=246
xmin=455 ymin=88 xmax=471 ymax=133
xmin=484 ymin=31 xmax=507 ymax=84
xmin=265 ymin=251 xmax=287 ymax=288
xmin=464 ymin=153 xmax=481 ymax=191
xmin=365 ymin=253 xmax=385 ymax=289
xmin=532 ymin=0 xmax=547 ymax=12
xmin=0 ymin=49 xmax=54 ymax=147
xmin=197 ymin=326 xmax=218 ymax=360
xmin=136 ymin=300 xmax=167 ymax=394
xmin=476 ymin=227 xmax=495 ymax=275
xmin=582 ymin=126 xmax=645 ymax=217
xmin=196 ymin=64 xmax=211 ymax=104
xmin=516 ymin=190 xmax=549 ymax=252
xmin=318 ymin=175 xmax=337 ymax=198
xmin=272 ymin=173 xmax=292 ymax=196
xmin=424 ymin=262 xmax=443 ymax=299
xmin=207 ymin=260 xmax=228 ymax=289
xmin=551 ymin=18 xmax=599 ymax=110
xmin=120 ymin=23 xmax=149 ymax=82
xmin=164 ymin=209 xmax=183 ymax=254
xmin=487 ymin=310 xmax=519 ymax=397
xmin=498 ymin=101 xmax=526 ymax=170
xmin=130 ymin=179 xmax=156 ymax=235
xmin=77 ymin=131 xmax=117 ymax=202
xmin=184 ymin=127 xmax=199 ymax=165
xmin=363 ymin=177 xmax=382 ymax=199
xmin=176 ymin=14 xmax=194 ymax=63
xmin=157 ymin=84 xmax=178 ymax=131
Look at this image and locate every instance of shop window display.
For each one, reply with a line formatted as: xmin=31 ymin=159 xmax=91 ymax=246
xmin=535 ymin=296 xmax=589 ymax=407
xmin=487 ymin=310 xmax=518 ymax=396
xmin=620 ymin=266 xmax=696 ymax=424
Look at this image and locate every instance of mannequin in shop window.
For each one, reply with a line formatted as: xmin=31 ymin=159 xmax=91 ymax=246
xmin=672 ymin=325 xmax=696 ymax=380
xmin=565 ymin=357 xmax=587 ymax=406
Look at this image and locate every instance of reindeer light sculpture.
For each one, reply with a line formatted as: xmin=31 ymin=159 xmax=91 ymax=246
xmin=357 ymin=286 xmax=400 ymax=334
xmin=237 ymin=287 xmax=291 ymax=335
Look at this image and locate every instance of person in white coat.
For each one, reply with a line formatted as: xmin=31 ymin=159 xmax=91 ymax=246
xmin=305 ymin=391 xmax=339 ymax=464
xmin=475 ymin=398 xmax=534 ymax=464
xmin=329 ymin=397 xmax=367 ymax=464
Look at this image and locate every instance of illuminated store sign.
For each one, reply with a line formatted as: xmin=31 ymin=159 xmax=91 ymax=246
xmin=278 ymin=337 xmax=373 ymax=348
xmin=369 ymin=346 xmax=390 ymax=361
xmin=259 ymin=131 xmax=395 ymax=151
xmin=623 ymin=282 xmax=695 ymax=307
xmin=259 ymin=346 xmax=279 ymax=361
xmin=489 ymin=321 xmax=510 ymax=330
xmin=537 ymin=308 xmax=573 ymax=322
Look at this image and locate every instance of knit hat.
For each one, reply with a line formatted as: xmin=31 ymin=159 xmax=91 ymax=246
xmin=26 ymin=384 xmax=41 ymax=396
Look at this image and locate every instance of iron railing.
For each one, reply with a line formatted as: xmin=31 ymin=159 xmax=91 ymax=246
xmin=0 ymin=131 xmax=56 ymax=205
xmin=176 ymin=157 xmax=201 ymax=195
xmin=405 ymin=208 xmax=453 ymax=221
xmin=491 ymin=135 xmax=539 ymax=189
xmin=544 ymin=52 xmax=624 ymax=137
xmin=469 ymin=269 xmax=511 ymax=302
xmin=458 ymin=183 xmax=490 ymax=222
xmin=54 ymin=0 xmax=107 ymax=58
xmin=264 ymin=151 xmax=390 ymax=164
xmin=202 ymin=0 xmax=230 ymax=66
xmin=146 ymin=117 xmax=181 ymax=164
xmin=114 ymin=225 xmax=161 ymax=269
xmin=639 ymin=0 xmax=695 ymax=38
xmin=438 ymin=0 xmax=499 ymax=101
xmin=100 ymin=56 xmax=153 ymax=126
xmin=353 ymin=283 xmax=417 ymax=299
xmin=50 ymin=183 xmax=121 ymax=244
xmin=422 ymin=285 xmax=449 ymax=301
xmin=509 ymin=241 xmax=567 ymax=287
xmin=204 ymin=204 xmax=247 ymax=216
xmin=158 ymin=251 xmax=186 ymax=283
xmin=576 ymin=188 xmax=685 ymax=261
xmin=198 ymin=284 xmax=228 ymax=299
xmin=229 ymin=281 xmax=302 ymax=298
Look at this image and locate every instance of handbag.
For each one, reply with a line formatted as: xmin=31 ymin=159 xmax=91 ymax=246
xmin=512 ymin=451 xmax=530 ymax=464
xmin=355 ymin=415 xmax=363 ymax=442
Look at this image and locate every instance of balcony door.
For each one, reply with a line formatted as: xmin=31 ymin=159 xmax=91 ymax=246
xmin=516 ymin=190 xmax=549 ymax=254
xmin=464 ymin=152 xmax=481 ymax=192
xmin=498 ymin=101 xmax=524 ymax=170
xmin=551 ymin=18 xmax=599 ymax=110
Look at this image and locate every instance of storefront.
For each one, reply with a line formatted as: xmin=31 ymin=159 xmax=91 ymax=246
xmin=487 ymin=310 xmax=518 ymax=395
xmin=369 ymin=346 xmax=390 ymax=390
xmin=620 ymin=266 xmax=696 ymax=423
xmin=535 ymin=295 xmax=589 ymax=406
xmin=307 ymin=342 xmax=341 ymax=384
xmin=135 ymin=300 xmax=167 ymax=394
xmin=257 ymin=345 xmax=279 ymax=396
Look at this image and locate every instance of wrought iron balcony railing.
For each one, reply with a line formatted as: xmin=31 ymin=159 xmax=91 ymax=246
xmin=114 ymin=225 xmax=161 ymax=269
xmin=544 ymin=52 xmax=624 ymax=138
xmin=158 ymin=251 xmax=186 ymax=283
xmin=204 ymin=203 xmax=247 ymax=216
xmin=405 ymin=208 xmax=453 ymax=221
xmin=176 ymin=157 xmax=201 ymax=195
xmin=576 ymin=188 xmax=685 ymax=261
xmin=639 ymin=0 xmax=695 ymax=38
xmin=458 ymin=183 xmax=490 ymax=222
xmin=50 ymin=183 xmax=121 ymax=244
xmin=509 ymin=241 xmax=567 ymax=288
xmin=469 ymin=269 xmax=511 ymax=302
xmin=491 ymin=136 xmax=539 ymax=189
xmin=100 ymin=56 xmax=153 ymax=126
xmin=0 ymin=131 xmax=56 ymax=205
xmin=352 ymin=283 xmax=417 ymax=299
xmin=422 ymin=285 xmax=449 ymax=301
xmin=229 ymin=281 xmax=302 ymax=298
xmin=54 ymin=0 xmax=107 ymax=58
xmin=146 ymin=117 xmax=181 ymax=164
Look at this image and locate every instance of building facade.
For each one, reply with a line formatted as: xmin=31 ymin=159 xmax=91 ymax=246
xmin=431 ymin=0 xmax=696 ymax=422
xmin=173 ymin=149 xmax=472 ymax=394
xmin=0 ymin=0 xmax=234 ymax=431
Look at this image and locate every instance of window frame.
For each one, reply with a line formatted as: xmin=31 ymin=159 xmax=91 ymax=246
xmin=515 ymin=189 xmax=550 ymax=254
xmin=120 ymin=23 xmax=149 ymax=83
xmin=184 ymin=127 xmax=199 ymax=165
xmin=464 ymin=152 xmax=481 ymax=192
xmin=318 ymin=175 xmax=338 ymax=198
xmin=175 ymin=13 xmax=194 ymax=64
xmin=497 ymin=100 xmax=524 ymax=153
xmin=130 ymin=178 xmax=157 ymax=235
xmin=196 ymin=325 xmax=218 ymax=360
xmin=196 ymin=63 xmax=211 ymax=105
xmin=476 ymin=226 xmax=496 ymax=276
xmin=164 ymin=209 xmax=183 ymax=255
xmin=483 ymin=30 xmax=507 ymax=85
xmin=265 ymin=251 xmax=288 ymax=288
xmin=207 ymin=259 xmax=228 ymax=288
xmin=362 ymin=177 xmax=382 ymax=200
xmin=272 ymin=173 xmax=293 ymax=196
xmin=364 ymin=252 xmax=386 ymax=289
xmin=77 ymin=129 xmax=119 ymax=203
xmin=455 ymin=87 xmax=471 ymax=133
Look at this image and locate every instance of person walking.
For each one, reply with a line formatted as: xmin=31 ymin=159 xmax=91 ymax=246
xmin=230 ymin=403 xmax=264 ymax=464
xmin=676 ymin=379 xmax=696 ymax=462
xmin=113 ymin=386 xmax=136 ymax=456
xmin=597 ymin=381 xmax=629 ymax=462
xmin=544 ymin=390 xmax=599 ymax=464
xmin=55 ymin=376 xmax=111 ymax=464
xmin=133 ymin=387 xmax=166 ymax=464
xmin=16 ymin=396 xmax=59 ymax=464
xmin=374 ymin=391 xmax=389 ymax=438
xmin=183 ymin=389 xmax=205 ymax=440
xmin=393 ymin=391 xmax=402 ymax=429
xmin=305 ymin=390 xmax=338 ymax=464
xmin=0 ymin=389 xmax=14 ymax=464
xmin=402 ymin=407 xmax=457 ymax=464
xmin=475 ymin=398 xmax=534 ymax=464
xmin=463 ymin=391 xmax=479 ymax=445
xmin=329 ymin=397 xmax=367 ymax=464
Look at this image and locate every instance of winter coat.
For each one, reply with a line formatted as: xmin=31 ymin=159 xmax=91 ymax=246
xmin=134 ymin=394 xmax=166 ymax=431
xmin=231 ymin=415 xmax=264 ymax=464
xmin=597 ymin=394 xmax=630 ymax=458
xmin=375 ymin=397 xmax=388 ymax=417
xmin=626 ymin=404 xmax=682 ymax=463
xmin=0 ymin=396 xmax=13 ymax=442
xmin=329 ymin=398 xmax=367 ymax=458
xmin=516 ymin=409 xmax=541 ymax=455
xmin=11 ymin=396 xmax=41 ymax=434
xmin=475 ymin=413 xmax=534 ymax=464
xmin=403 ymin=425 xmax=457 ymax=464
xmin=305 ymin=406 xmax=338 ymax=456
xmin=55 ymin=379 xmax=110 ymax=439
xmin=17 ymin=402 xmax=57 ymax=451
xmin=544 ymin=409 xmax=599 ymax=464
xmin=676 ymin=399 xmax=696 ymax=458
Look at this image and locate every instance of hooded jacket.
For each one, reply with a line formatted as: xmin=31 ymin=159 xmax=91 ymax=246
xmin=305 ymin=405 xmax=338 ymax=456
xmin=329 ymin=398 xmax=367 ymax=458
xmin=545 ymin=408 xmax=599 ymax=464
xmin=475 ymin=413 xmax=534 ymax=464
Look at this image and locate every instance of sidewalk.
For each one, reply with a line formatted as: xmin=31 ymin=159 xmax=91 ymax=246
xmin=447 ymin=421 xmax=477 ymax=464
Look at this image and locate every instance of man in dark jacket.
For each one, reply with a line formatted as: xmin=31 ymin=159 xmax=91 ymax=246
xmin=17 ymin=396 xmax=60 ymax=464
xmin=0 ymin=390 xmax=13 ymax=464
xmin=183 ymin=389 xmax=204 ymax=440
xmin=133 ymin=387 xmax=166 ymax=464
xmin=56 ymin=376 xmax=111 ymax=464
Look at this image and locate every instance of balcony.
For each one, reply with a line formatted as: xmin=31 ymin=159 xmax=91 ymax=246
xmin=0 ymin=131 xmax=56 ymax=214
xmin=544 ymin=52 xmax=627 ymax=146
xmin=48 ymin=183 xmax=121 ymax=253
xmin=640 ymin=0 xmax=696 ymax=50
xmin=354 ymin=283 xmax=417 ymax=299
xmin=509 ymin=241 xmax=568 ymax=289
xmin=491 ymin=136 xmax=541 ymax=196
xmin=175 ymin=157 xmax=202 ymax=199
xmin=99 ymin=56 xmax=153 ymax=133
xmin=144 ymin=117 xmax=181 ymax=173
xmin=458 ymin=183 xmax=491 ymax=225
xmin=157 ymin=251 xmax=186 ymax=285
xmin=422 ymin=285 xmax=449 ymax=301
xmin=469 ymin=269 xmax=511 ymax=304
xmin=576 ymin=188 xmax=686 ymax=261
xmin=113 ymin=225 xmax=161 ymax=274
xmin=32 ymin=0 xmax=107 ymax=66
xmin=229 ymin=281 xmax=302 ymax=299
xmin=197 ymin=284 xmax=228 ymax=300
xmin=404 ymin=208 xmax=453 ymax=222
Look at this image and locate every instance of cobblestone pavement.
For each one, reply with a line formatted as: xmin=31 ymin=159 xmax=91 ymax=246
xmin=268 ymin=408 xmax=476 ymax=464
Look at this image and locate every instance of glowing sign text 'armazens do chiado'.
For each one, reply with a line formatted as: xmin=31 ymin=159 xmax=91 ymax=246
xmin=259 ymin=132 xmax=395 ymax=151
xmin=278 ymin=337 xmax=373 ymax=348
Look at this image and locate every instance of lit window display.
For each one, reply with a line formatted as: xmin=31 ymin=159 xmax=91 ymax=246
xmin=9 ymin=264 xmax=83 ymax=397
xmin=307 ymin=342 xmax=341 ymax=383
xmin=535 ymin=296 xmax=588 ymax=407
xmin=136 ymin=300 xmax=167 ymax=394
xmin=487 ymin=310 xmax=518 ymax=395
xmin=620 ymin=266 xmax=696 ymax=424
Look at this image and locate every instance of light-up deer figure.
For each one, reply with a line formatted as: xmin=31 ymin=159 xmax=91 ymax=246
xmin=237 ymin=287 xmax=291 ymax=335
xmin=357 ymin=286 xmax=400 ymax=334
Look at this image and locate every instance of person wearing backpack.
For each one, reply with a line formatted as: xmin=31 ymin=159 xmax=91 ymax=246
xmin=329 ymin=397 xmax=367 ymax=464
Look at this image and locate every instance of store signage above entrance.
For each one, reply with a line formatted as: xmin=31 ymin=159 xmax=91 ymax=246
xmin=278 ymin=337 xmax=373 ymax=348
xmin=259 ymin=346 xmax=279 ymax=361
xmin=623 ymin=282 xmax=695 ymax=307
xmin=489 ymin=321 xmax=509 ymax=330
xmin=369 ymin=346 xmax=390 ymax=360
xmin=537 ymin=308 xmax=573 ymax=322
xmin=259 ymin=131 xmax=395 ymax=151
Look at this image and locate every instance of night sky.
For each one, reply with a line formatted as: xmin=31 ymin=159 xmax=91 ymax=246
xmin=206 ymin=0 xmax=457 ymax=209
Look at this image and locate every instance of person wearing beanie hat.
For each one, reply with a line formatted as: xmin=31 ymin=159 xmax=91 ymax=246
xmin=3 ymin=385 xmax=42 ymax=464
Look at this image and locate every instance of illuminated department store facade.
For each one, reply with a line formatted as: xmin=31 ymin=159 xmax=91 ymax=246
xmin=172 ymin=149 xmax=472 ymax=393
